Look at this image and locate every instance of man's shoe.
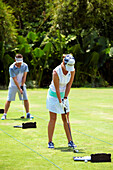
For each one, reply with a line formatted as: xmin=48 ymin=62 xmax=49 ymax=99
xmin=48 ymin=142 xmax=54 ymax=148
xmin=26 ymin=113 xmax=34 ymax=119
xmin=68 ymin=141 xmax=77 ymax=148
xmin=1 ymin=114 xmax=6 ymax=120
xmin=26 ymin=113 xmax=30 ymax=118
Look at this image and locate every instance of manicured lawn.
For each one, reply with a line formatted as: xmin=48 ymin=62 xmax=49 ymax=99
xmin=0 ymin=88 xmax=113 ymax=170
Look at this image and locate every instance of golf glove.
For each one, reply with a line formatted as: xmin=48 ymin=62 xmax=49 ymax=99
xmin=60 ymin=102 xmax=68 ymax=110
xmin=21 ymin=86 xmax=24 ymax=91
xmin=64 ymin=98 xmax=68 ymax=109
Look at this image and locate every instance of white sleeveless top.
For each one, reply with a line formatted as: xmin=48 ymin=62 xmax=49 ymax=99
xmin=49 ymin=64 xmax=71 ymax=92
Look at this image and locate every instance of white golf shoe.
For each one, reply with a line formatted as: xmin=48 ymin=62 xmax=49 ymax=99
xmin=1 ymin=114 xmax=6 ymax=120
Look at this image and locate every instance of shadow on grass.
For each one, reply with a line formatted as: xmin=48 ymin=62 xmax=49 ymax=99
xmin=7 ymin=118 xmax=31 ymax=121
xmin=55 ymin=147 xmax=85 ymax=153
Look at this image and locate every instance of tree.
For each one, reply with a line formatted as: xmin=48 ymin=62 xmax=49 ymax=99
xmin=1 ymin=0 xmax=113 ymax=87
xmin=49 ymin=0 xmax=113 ymax=86
xmin=50 ymin=0 xmax=113 ymax=43
xmin=0 ymin=0 xmax=17 ymax=44
xmin=3 ymin=0 xmax=49 ymax=34
xmin=0 ymin=0 xmax=17 ymax=86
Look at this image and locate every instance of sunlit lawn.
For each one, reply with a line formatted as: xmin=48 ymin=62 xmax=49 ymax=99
xmin=0 ymin=88 xmax=113 ymax=170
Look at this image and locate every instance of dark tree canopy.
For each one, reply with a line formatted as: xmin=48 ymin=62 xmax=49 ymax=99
xmin=0 ymin=0 xmax=113 ymax=88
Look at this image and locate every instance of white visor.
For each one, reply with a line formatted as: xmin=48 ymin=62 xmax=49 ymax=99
xmin=65 ymin=59 xmax=75 ymax=71
xmin=15 ymin=57 xmax=23 ymax=63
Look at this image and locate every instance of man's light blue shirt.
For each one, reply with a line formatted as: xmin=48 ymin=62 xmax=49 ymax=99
xmin=9 ymin=62 xmax=29 ymax=87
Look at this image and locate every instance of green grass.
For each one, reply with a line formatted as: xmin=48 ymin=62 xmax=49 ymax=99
xmin=0 ymin=88 xmax=113 ymax=170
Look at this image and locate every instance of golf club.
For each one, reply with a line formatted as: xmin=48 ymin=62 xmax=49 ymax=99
xmin=64 ymin=107 xmax=78 ymax=153
xmin=20 ymin=93 xmax=25 ymax=119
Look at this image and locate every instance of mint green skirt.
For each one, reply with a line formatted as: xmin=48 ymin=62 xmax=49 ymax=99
xmin=46 ymin=88 xmax=70 ymax=114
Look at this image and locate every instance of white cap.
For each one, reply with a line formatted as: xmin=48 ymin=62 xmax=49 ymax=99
xmin=64 ymin=54 xmax=75 ymax=71
xmin=15 ymin=57 xmax=23 ymax=63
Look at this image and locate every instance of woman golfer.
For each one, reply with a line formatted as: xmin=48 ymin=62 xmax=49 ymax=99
xmin=47 ymin=54 xmax=76 ymax=148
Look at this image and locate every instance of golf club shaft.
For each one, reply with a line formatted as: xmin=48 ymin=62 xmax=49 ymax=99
xmin=22 ymin=94 xmax=25 ymax=117
xmin=64 ymin=108 xmax=74 ymax=150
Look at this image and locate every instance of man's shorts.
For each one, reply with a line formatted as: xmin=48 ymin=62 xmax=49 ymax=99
xmin=7 ymin=86 xmax=28 ymax=101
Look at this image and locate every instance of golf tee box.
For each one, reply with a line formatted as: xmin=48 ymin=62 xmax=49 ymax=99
xmin=91 ymin=153 xmax=111 ymax=162
xmin=73 ymin=153 xmax=111 ymax=163
xmin=0 ymin=109 xmax=4 ymax=113
xmin=14 ymin=122 xmax=37 ymax=129
xmin=22 ymin=122 xmax=37 ymax=129
xmin=73 ymin=156 xmax=91 ymax=162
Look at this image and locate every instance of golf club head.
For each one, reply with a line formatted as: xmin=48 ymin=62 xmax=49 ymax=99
xmin=73 ymin=147 xmax=79 ymax=153
xmin=20 ymin=116 xmax=25 ymax=119
xmin=74 ymin=149 xmax=76 ymax=153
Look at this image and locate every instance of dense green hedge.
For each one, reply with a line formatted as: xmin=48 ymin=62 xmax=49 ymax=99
xmin=0 ymin=0 xmax=113 ymax=88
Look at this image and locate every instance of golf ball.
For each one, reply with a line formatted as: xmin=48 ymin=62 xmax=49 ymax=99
xmin=85 ymin=160 xmax=88 ymax=163
xmin=76 ymin=150 xmax=79 ymax=153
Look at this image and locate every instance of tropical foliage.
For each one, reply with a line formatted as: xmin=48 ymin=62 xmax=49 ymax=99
xmin=0 ymin=0 xmax=113 ymax=87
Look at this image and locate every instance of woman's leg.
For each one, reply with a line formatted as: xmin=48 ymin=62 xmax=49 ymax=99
xmin=48 ymin=112 xmax=57 ymax=142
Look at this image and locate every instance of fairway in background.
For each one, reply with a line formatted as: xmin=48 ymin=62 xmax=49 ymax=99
xmin=0 ymin=88 xmax=113 ymax=170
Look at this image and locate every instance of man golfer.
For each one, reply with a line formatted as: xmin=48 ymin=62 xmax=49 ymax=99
xmin=47 ymin=54 xmax=76 ymax=148
xmin=1 ymin=54 xmax=33 ymax=120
